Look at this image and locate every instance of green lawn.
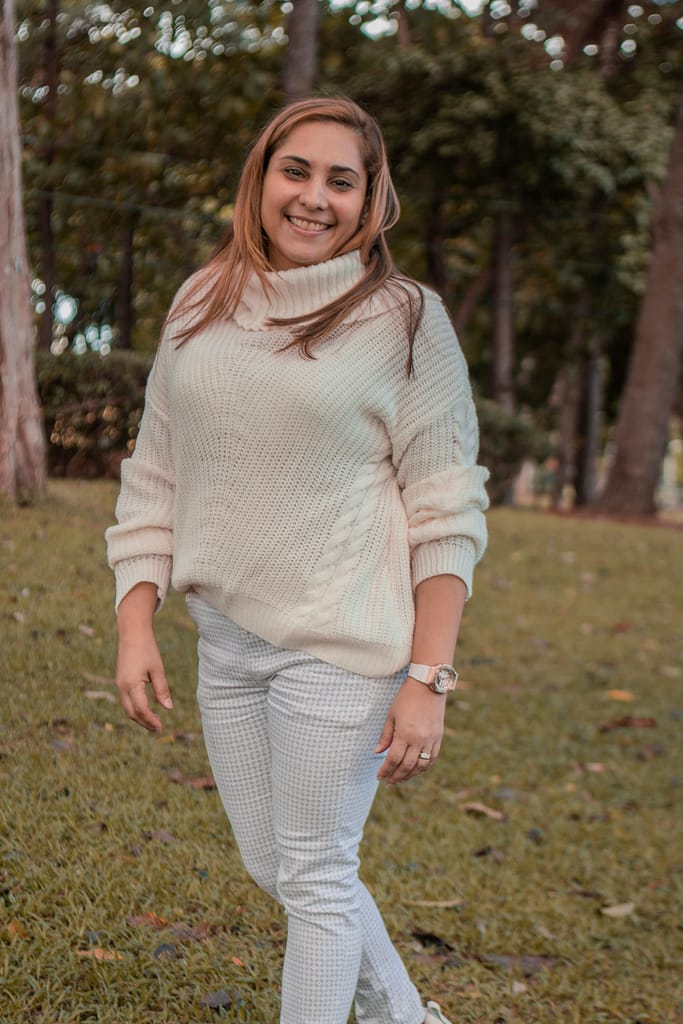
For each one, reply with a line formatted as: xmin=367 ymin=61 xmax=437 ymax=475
xmin=1 ymin=480 xmax=681 ymax=1024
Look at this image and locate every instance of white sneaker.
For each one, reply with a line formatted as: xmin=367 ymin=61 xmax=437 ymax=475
xmin=424 ymin=1000 xmax=453 ymax=1024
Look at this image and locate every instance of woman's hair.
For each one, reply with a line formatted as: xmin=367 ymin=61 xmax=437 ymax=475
xmin=170 ymin=96 xmax=423 ymax=368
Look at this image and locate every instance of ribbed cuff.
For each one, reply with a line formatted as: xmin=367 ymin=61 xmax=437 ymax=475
xmin=411 ymin=538 xmax=476 ymax=598
xmin=114 ymin=555 xmax=172 ymax=614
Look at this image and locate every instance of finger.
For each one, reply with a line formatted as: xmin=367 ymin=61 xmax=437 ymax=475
xmin=374 ymin=717 xmax=394 ymax=754
xmin=415 ymin=750 xmax=433 ymax=772
xmin=150 ymin=668 xmax=174 ymax=710
xmin=382 ymin=745 xmax=420 ymax=785
xmin=377 ymin=740 xmax=408 ymax=782
xmin=125 ymin=679 xmax=162 ymax=733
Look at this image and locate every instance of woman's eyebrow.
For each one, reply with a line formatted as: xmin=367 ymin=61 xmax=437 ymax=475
xmin=276 ymin=154 xmax=362 ymax=180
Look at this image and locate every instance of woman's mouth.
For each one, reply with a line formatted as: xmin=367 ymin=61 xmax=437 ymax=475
xmin=286 ymin=215 xmax=331 ymax=233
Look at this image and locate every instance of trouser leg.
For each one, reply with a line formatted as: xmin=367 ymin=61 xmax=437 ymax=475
xmin=267 ymin=662 xmax=425 ymax=1024
xmin=190 ymin=596 xmax=424 ymax=1024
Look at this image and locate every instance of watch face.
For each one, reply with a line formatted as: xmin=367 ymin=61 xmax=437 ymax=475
xmin=433 ymin=666 xmax=457 ymax=693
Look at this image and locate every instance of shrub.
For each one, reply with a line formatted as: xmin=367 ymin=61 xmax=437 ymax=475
xmin=36 ymin=350 xmax=153 ymax=480
xmin=476 ymin=397 xmax=550 ymax=505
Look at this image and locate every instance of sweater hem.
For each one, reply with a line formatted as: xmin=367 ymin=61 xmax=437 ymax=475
xmin=193 ymin=585 xmax=412 ymax=678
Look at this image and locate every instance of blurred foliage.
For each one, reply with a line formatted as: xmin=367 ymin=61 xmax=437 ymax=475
xmin=36 ymin=349 xmax=152 ymax=478
xmin=476 ymin=396 xmax=550 ymax=505
xmin=17 ymin=0 xmax=683 ymax=418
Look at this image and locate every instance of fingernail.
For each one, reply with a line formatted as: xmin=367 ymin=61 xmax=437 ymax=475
xmin=161 ymin=698 xmax=173 ymax=709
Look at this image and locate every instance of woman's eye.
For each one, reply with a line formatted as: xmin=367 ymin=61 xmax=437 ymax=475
xmin=332 ymin=179 xmax=353 ymax=190
xmin=284 ymin=167 xmax=305 ymax=179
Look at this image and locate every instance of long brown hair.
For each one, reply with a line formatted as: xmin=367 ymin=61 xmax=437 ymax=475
xmin=170 ymin=96 xmax=423 ymax=369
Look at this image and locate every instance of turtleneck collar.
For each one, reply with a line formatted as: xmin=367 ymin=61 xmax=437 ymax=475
xmin=233 ymin=250 xmax=365 ymax=331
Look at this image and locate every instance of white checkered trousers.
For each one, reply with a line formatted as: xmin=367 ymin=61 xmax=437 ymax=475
xmin=187 ymin=592 xmax=426 ymax=1024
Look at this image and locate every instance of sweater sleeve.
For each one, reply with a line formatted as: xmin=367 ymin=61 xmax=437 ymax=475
xmin=104 ymin=317 xmax=176 ymax=612
xmin=390 ymin=291 xmax=489 ymax=598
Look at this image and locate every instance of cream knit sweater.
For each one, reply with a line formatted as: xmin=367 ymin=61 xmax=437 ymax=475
xmin=106 ymin=251 xmax=489 ymax=677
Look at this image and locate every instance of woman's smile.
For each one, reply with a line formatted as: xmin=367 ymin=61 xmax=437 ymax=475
xmin=286 ymin=215 xmax=333 ymax=233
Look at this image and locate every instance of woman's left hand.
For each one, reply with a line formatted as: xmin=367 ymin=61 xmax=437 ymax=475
xmin=375 ymin=677 xmax=447 ymax=785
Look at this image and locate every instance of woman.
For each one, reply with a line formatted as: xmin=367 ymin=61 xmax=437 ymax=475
xmin=106 ymin=96 xmax=489 ymax=1024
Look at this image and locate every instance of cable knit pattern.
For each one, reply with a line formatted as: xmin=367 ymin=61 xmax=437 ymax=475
xmin=105 ymin=251 xmax=489 ymax=677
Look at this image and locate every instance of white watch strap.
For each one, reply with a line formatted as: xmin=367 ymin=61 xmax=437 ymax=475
xmin=407 ymin=662 xmax=431 ymax=683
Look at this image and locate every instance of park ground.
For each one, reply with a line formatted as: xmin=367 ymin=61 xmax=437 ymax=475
xmin=1 ymin=480 xmax=682 ymax=1024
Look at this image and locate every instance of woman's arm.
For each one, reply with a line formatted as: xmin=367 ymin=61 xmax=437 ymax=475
xmin=115 ymin=581 xmax=174 ymax=733
xmin=376 ymin=573 xmax=466 ymax=785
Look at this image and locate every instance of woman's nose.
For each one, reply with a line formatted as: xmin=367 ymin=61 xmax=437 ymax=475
xmin=299 ymin=177 xmax=328 ymax=209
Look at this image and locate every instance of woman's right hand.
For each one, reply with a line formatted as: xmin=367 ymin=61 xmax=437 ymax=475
xmin=115 ymin=582 xmax=173 ymax=733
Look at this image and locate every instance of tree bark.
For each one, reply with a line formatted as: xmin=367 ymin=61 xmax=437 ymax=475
xmin=115 ymin=209 xmax=139 ymax=350
xmin=600 ymin=87 xmax=683 ymax=515
xmin=575 ymin=340 xmax=605 ymax=506
xmin=0 ymin=0 xmax=47 ymax=502
xmin=425 ymin=184 xmax=450 ymax=303
xmin=491 ymin=211 xmax=515 ymax=412
xmin=37 ymin=0 xmax=59 ymax=350
xmin=453 ymin=265 xmax=491 ymax=338
xmin=282 ymin=0 xmax=320 ymax=101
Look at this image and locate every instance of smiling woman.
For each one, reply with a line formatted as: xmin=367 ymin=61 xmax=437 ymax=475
xmin=105 ymin=96 xmax=489 ymax=1024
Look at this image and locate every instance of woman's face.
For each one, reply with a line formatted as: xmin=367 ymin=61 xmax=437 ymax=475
xmin=260 ymin=121 xmax=368 ymax=272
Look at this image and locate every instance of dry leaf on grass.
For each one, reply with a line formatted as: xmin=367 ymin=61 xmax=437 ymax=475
xmin=84 ymin=690 xmax=116 ymax=703
xmin=605 ymin=689 xmax=635 ymax=701
xmin=141 ymin=829 xmax=176 ymax=845
xmin=127 ymin=912 xmax=212 ymax=943
xmin=127 ymin=912 xmax=171 ymax=930
xmin=402 ymin=898 xmax=464 ymax=908
xmin=601 ymin=901 xmax=635 ymax=918
xmin=599 ymin=716 xmax=656 ymax=733
xmin=411 ymin=928 xmax=456 ymax=953
xmin=50 ymin=737 xmax=79 ymax=753
xmin=480 ymin=953 xmax=559 ymax=976
xmin=75 ymin=947 xmax=125 ymax=961
xmin=459 ymin=801 xmax=506 ymax=821
xmin=82 ymin=672 xmax=115 ymax=686
xmin=168 ymin=769 xmax=216 ymax=790
xmin=78 ymin=624 xmax=96 ymax=638
xmin=6 ymin=920 xmax=27 ymax=940
xmin=200 ymin=990 xmax=242 ymax=1010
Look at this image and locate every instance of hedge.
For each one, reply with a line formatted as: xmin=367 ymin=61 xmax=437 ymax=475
xmin=36 ymin=350 xmax=153 ymax=480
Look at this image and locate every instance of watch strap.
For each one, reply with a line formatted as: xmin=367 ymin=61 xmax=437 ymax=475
xmin=407 ymin=662 xmax=431 ymax=683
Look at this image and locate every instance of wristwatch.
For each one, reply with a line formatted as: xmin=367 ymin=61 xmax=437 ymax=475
xmin=407 ymin=662 xmax=458 ymax=694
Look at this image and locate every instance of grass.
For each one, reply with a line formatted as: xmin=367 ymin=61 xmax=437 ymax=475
xmin=1 ymin=479 xmax=682 ymax=1024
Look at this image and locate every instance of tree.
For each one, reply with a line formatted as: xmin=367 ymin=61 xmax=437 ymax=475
xmin=600 ymin=86 xmax=683 ymax=514
xmin=0 ymin=0 xmax=46 ymax=502
xmin=282 ymin=0 xmax=321 ymax=99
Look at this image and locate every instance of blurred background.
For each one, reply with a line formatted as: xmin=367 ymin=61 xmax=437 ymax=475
xmin=4 ymin=0 xmax=683 ymax=516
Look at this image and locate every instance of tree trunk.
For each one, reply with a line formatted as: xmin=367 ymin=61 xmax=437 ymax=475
xmin=115 ymin=209 xmax=139 ymax=350
xmin=552 ymin=363 xmax=581 ymax=507
xmin=491 ymin=211 xmax=515 ymax=412
xmin=0 ymin=0 xmax=47 ymax=502
xmin=282 ymin=0 xmax=320 ymax=101
xmin=453 ymin=265 xmax=491 ymax=337
xmin=425 ymin=185 xmax=450 ymax=304
xmin=600 ymin=87 xmax=683 ymax=515
xmin=37 ymin=0 xmax=59 ymax=350
xmin=575 ymin=340 xmax=605 ymax=506
xmin=396 ymin=1 xmax=412 ymax=49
